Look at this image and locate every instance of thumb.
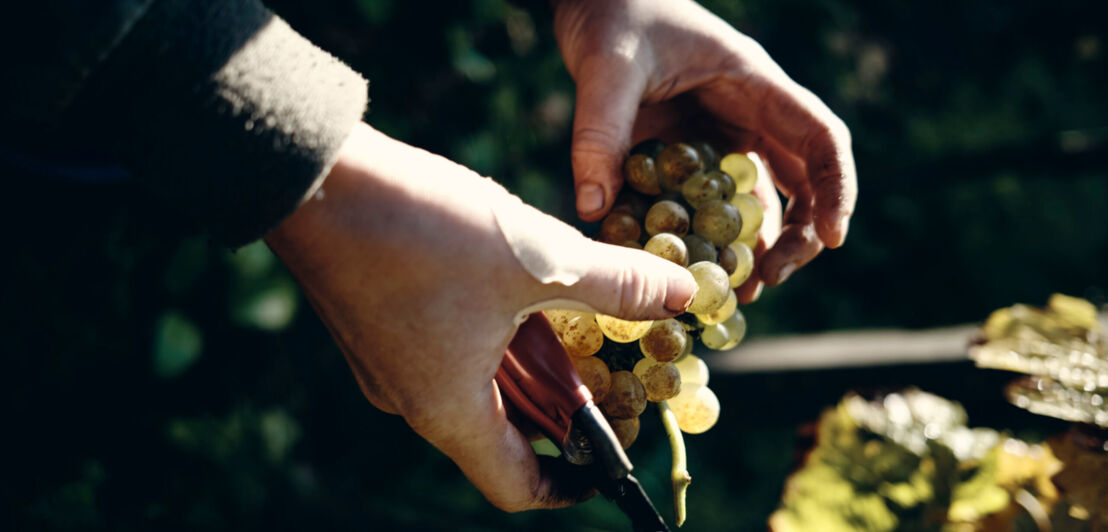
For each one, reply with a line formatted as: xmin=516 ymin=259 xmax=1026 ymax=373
xmin=570 ymin=55 xmax=648 ymax=221
xmin=541 ymin=240 xmax=697 ymax=321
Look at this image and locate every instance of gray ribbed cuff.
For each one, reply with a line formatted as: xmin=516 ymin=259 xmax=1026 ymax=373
xmin=70 ymin=0 xmax=368 ymax=246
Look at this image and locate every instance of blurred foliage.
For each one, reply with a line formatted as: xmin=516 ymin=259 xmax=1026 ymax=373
xmin=770 ymin=390 xmax=1073 ymax=532
xmin=971 ymin=294 xmax=1108 ymax=427
xmin=1 ymin=0 xmax=1106 ymax=530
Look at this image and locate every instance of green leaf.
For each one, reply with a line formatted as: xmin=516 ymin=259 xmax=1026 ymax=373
xmin=152 ymin=311 xmax=202 ymax=379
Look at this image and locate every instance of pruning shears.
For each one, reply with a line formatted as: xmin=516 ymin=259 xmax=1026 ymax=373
xmin=496 ymin=313 xmax=670 ymax=532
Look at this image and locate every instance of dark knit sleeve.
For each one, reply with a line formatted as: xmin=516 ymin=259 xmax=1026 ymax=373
xmin=67 ymin=0 xmax=368 ymax=246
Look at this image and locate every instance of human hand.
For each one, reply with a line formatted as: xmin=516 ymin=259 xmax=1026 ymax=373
xmin=553 ymin=0 xmax=857 ymax=302
xmin=265 ymin=123 xmax=695 ymax=511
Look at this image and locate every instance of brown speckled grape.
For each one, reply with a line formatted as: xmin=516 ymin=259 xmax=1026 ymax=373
xmin=657 ymin=143 xmax=704 ymax=191
xmin=692 ymin=199 xmax=742 ymax=247
xmin=644 ymin=200 xmax=690 ymax=236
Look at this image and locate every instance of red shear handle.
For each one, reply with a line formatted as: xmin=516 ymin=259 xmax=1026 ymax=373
xmin=497 ymin=313 xmax=593 ymax=446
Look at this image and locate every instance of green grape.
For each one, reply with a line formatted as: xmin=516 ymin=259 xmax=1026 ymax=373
xmin=700 ymin=322 xmax=730 ymax=350
xmin=572 ymin=355 xmax=612 ymax=402
xmin=600 ymin=211 xmax=642 ymax=244
xmin=644 ymin=200 xmax=690 ymax=237
xmin=728 ymin=242 xmax=755 ymax=288
xmin=692 ymin=199 xmax=742 ymax=247
xmin=596 ymin=314 xmax=653 ymax=343
xmin=639 ymin=318 xmax=687 ymax=362
xmin=731 ymin=193 xmax=764 ymax=242
xmin=600 ymin=370 xmax=647 ymax=419
xmin=633 ymin=358 xmax=682 ymax=402
xmin=657 ymin=143 xmax=704 ymax=191
xmin=546 ymin=309 xmax=585 ymax=335
xmin=674 ymin=354 xmax=709 ymax=387
xmin=607 ymin=416 xmax=640 ymax=450
xmin=696 ymin=290 xmax=737 ymax=325
xmin=687 ymin=261 xmax=730 ymax=314
xmin=690 ymin=141 xmax=721 ymax=170
xmin=681 ymin=171 xmax=724 ymax=208
xmin=737 ymin=231 xmax=758 ymax=249
xmin=683 ymin=234 xmax=717 ymax=264
xmin=707 ymin=170 xmax=737 ymax=202
xmin=560 ymin=313 xmax=604 ymax=358
xmin=717 ymin=245 xmax=737 ymax=275
xmin=680 ymin=331 xmax=695 ymax=358
xmin=644 ymin=233 xmax=689 ymax=267
xmin=630 ymin=138 xmax=665 ymax=159
xmin=667 ymin=385 xmax=720 ymax=434
xmin=721 ymin=152 xmax=757 ymax=194
xmin=624 ymin=154 xmax=662 ymax=195
xmin=719 ymin=309 xmax=747 ymax=349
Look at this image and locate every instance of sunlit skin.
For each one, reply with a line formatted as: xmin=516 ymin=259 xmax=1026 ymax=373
xmin=555 ymin=0 xmax=857 ymax=303
xmin=267 ymin=0 xmax=857 ymax=514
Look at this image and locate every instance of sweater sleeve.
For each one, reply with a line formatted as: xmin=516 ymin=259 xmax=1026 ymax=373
xmin=60 ymin=0 xmax=369 ymax=246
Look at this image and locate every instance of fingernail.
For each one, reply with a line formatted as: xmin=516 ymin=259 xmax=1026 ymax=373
xmin=837 ymin=217 xmax=851 ymax=243
xmin=664 ymin=274 xmax=697 ymax=313
xmin=577 ymin=183 xmax=604 ymax=215
xmin=777 ymin=262 xmax=797 ymax=284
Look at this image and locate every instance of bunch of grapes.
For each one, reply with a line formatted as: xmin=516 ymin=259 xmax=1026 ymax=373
xmin=547 ymin=140 xmax=766 ymax=447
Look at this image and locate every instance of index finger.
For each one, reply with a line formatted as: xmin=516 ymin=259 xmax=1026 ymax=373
xmin=755 ymin=79 xmax=857 ymax=248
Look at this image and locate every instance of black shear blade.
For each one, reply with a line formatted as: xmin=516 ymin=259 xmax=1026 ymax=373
xmin=596 ymin=473 xmax=670 ymax=532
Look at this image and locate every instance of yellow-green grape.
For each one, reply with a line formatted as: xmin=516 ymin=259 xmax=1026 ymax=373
xmin=644 ymin=233 xmax=689 ymax=267
xmin=639 ymin=318 xmax=687 ymax=363
xmin=680 ymin=171 xmax=723 ymax=209
xmin=633 ymin=358 xmax=682 ymax=402
xmin=560 ymin=314 xmax=604 ymax=358
xmin=690 ymin=141 xmax=721 ymax=170
xmin=683 ymin=234 xmax=717 ymax=264
xmin=728 ymin=241 xmax=755 ymax=288
xmin=737 ymin=230 xmax=758 ymax=249
xmin=719 ymin=309 xmax=747 ymax=349
xmin=572 ymin=355 xmax=612 ymax=402
xmin=700 ymin=322 xmax=730 ymax=350
xmin=717 ymin=245 xmax=737 ymax=275
xmin=696 ymin=290 xmax=737 ymax=326
xmin=546 ymin=309 xmax=585 ymax=334
xmin=667 ymin=385 xmax=720 ymax=434
xmin=596 ymin=314 xmax=653 ymax=343
xmin=680 ymin=331 xmax=695 ymax=358
xmin=692 ymin=199 xmax=742 ymax=247
xmin=644 ymin=200 xmax=690 ymax=236
xmin=657 ymin=142 xmax=704 ymax=191
xmin=600 ymin=211 xmax=642 ymax=244
xmin=721 ymin=152 xmax=757 ymax=194
xmin=600 ymin=370 xmax=647 ymax=419
xmin=707 ymin=170 xmax=737 ymax=202
xmin=687 ymin=261 xmax=730 ymax=314
xmin=624 ymin=153 xmax=662 ymax=195
xmin=607 ymin=416 xmax=640 ymax=450
xmin=674 ymin=354 xmax=709 ymax=387
xmin=731 ymin=193 xmax=764 ymax=242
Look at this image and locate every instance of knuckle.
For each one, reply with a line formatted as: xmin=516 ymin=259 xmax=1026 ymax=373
xmin=614 ymin=263 xmax=654 ymax=319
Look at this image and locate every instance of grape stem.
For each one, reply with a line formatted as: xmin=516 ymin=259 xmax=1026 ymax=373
xmin=658 ymin=401 xmax=691 ymax=527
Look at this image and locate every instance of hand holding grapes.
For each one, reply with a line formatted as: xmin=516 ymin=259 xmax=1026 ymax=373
xmin=265 ymin=123 xmax=696 ymax=512
xmin=553 ymin=0 xmax=857 ymax=301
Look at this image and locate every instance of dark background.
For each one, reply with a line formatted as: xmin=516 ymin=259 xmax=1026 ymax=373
xmin=2 ymin=0 xmax=1106 ymax=529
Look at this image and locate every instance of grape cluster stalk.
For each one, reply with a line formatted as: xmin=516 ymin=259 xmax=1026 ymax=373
xmin=546 ymin=140 xmax=766 ymax=526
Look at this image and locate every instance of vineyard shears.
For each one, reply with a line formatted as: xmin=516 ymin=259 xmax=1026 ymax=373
xmin=496 ymin=313 xmax=670 ymax=532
